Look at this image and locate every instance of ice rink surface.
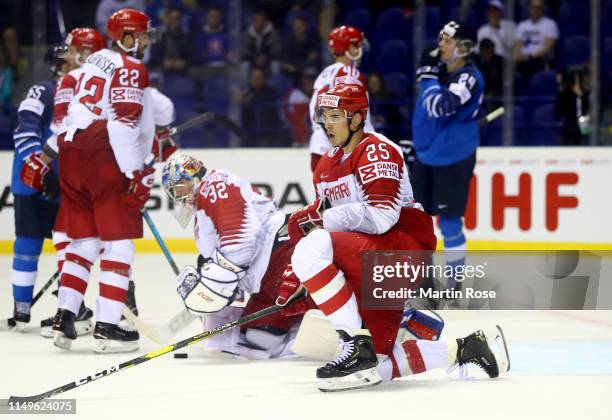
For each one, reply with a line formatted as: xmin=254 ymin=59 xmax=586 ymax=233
xmin=1 ymin=254 xmax=612 ymax=420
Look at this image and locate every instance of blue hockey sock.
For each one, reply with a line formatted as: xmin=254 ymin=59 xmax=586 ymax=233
xmin=439 ymin=216 xmax=466 ymax=290
xmin=12 ymin=237 xmax=44 ymax=303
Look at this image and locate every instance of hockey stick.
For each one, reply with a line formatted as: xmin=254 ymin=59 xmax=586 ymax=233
xmin=479 ymin=106 xmax=505 ymax=127
xmin=123 ymin=210 xmax=197 ymax=343
xmin=0 ymin=271 xmax=59 ymax=331
xmin=8 ymin=302 xmax=284 ymax=403
xmin=170 ymin=112 xmax=245 ymax=143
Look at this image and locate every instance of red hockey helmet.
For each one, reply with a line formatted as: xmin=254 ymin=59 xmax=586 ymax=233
xmin=328 ymin=25 xmax=365 ymax=58
xmin=66 ymin=28 xmax=106 ymax=52
xmin=316 ymin=83 xmax=369 ymax=123
xmin=107 ymin=8 xmax=152 ymax=41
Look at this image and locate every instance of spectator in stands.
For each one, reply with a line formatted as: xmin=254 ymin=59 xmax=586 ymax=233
xmin=284 ymin=67 xmax=317 ymax=146
xmin=513 ymin=0 xmax=559 ymax=80
xmin=241 ymin=67 xmax=284 ymax=147
xmin=367 ymin=72 xmax=391 ymax=131
xmin=150 ymin=6 xmax=192 ymax=74
xmin=280 ymin=14 xmax=319 ymax=84
xmin=95 ymin=0 xmax=146 ymax=36
xmin=555 ymin=66 xmax=591 ymax=145
xmin=241 ymin=10 xmax=282 ymax=81
xmin=476 ymin=0 xmax=516 ymax=59
xmin=475 ymin=38 xmax=503 ymax=98
xmin=367 ymin=71 xmax=407 ymax=140
xmin=0 ymin=64 xmax=13 ymax=105
xmin=0 ymin=0 xmax=19 ymax=80
xmin=190 ymin=7 xmax=230 ymax=79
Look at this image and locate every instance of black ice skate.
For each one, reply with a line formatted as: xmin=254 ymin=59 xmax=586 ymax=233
xmin=41 ymin=302 xmax=93 ymax=338
xmin=52 ymin=309 xmax=77 ymax=350
xmin=12 ymin=302 xmax=31 ymax=333
xmin=93 ymin=322 xmax=139 ymax=354
xmin=316 ymin=330 xmax=382 ymax=392
xmin=453 ymin=325 xmax=511 ymax=378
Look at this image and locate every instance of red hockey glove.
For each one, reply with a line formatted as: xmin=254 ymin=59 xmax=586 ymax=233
xmin=152 ymin=126 xmax=177 ymax=163
xmin=287 ymin=198 xmax=329 ymax=241
xmin=124 ymin=167 xmax=156 ymax=209
xmin=20 ymin=152 xmax=50 ymax=191
xmin=276 ymin=264 xmax=309 ymax=316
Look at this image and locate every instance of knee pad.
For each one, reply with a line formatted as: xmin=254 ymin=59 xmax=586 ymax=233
xmin=52 ymin=231 xmax=71 ymax=249
xmin=291 ymin=229 xmax=333 ymax=280
xmin=439 ymin=216 xmax=465 ymax=248
xmin=66 ymin=237 xmax=101 ymax=265
xmin=13 ymin=237 xmax=44 ymax=271
xmin=100 ymin=240 xmax=135 ymax=265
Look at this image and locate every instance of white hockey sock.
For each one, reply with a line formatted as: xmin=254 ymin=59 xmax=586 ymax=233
xmin=389 ymin=339 xmax=452 ymax=378
xmin=58 ymin=238 xmax=99 ymax=315
xmin=292 ymin=229 xmax=362 ymax=335
xmin=97 ymin=240 xmax=133 ymax=325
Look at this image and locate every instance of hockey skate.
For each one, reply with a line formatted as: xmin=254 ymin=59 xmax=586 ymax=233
xmin=451 ymin=325 xmax=511 ymax=378
xmin=316 ymin=329 xmax=382 ymax=392
xmin=13 ymin=302 xmax=31 ymax=333
xmin=93 ymin=322 xmax=139 ymax=354
xmin=52 ymin=309 xmax=77 ymax=350
xmin=41 ymin=302 xmax=93 ymax=338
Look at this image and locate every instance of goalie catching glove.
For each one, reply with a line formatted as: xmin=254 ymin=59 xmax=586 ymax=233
xmin=176 ymin=250 xmax=245 ymax=314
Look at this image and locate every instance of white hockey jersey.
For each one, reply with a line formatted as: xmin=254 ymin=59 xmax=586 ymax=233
xmin=313 ymin=131 xmax=417 ymax=234
xmin=47 ymin=68 xmax=173 ymax=156
xmin=193 ymin=169 xmax=286 ymax=294
xmin=59 ymin=48 xmax=155 ymax=176
xmin=308 ymin=62 xmax=374 ymax=156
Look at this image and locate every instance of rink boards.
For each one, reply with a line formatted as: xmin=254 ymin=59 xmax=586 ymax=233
xmin=0 ymin=147 xmax=611 ymax=252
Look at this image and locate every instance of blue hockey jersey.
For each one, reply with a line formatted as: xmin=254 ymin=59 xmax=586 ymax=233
xmin=11 ymin=80 xmax=57 ymax=196
xmin=412 ymin=62 xmax=484 ymax=166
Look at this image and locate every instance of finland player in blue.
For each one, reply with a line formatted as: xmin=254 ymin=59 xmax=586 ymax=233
xmin=412 ymin=21 xmax=484 ymax=292
xmin=9 ymin=46 xmax=66 ymax=330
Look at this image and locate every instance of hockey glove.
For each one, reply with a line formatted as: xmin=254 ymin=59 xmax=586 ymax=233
xmin=416 ymin=47 xmax=444 ymax=82
xmin=20 ymin=152 xmax=50 ymax=191
xmin=152 ymin=126 xmax=177 ymax=163
xmin=124 ymin=167 xmax=156 ymax=209
xmin=42 ymin=169 xmax=60 ymax=201
xmin=287 ymin=197 xmax=330 ymax=242
xmin=276 ymin=264 xmax=309 ymax=316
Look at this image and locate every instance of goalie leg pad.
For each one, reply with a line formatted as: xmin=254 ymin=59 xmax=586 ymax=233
xmin=291 ymin=310 xmax=341 ymax=361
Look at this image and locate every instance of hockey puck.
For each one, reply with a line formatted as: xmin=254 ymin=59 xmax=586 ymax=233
xmin=174 ymin=353 xmax=188 ymax=359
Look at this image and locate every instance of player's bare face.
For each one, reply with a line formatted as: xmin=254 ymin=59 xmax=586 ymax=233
xmin=323 ymin=109 xmax=350 ymax=147
xmin=137 ymin=32 xmax=149 ymax=55
xmin=66 ymin=46 xmax=79 ymax=70
xmin=438 ymin=35 xmax=456 ymax=62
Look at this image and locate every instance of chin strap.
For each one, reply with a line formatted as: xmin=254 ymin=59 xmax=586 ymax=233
xmin=117 ymin=38 xmax=139 ymax=55
xmin=338 ymin=113 xmax=365 ymax=149
xmin=345 ymin=47 xmax=363 ymax=61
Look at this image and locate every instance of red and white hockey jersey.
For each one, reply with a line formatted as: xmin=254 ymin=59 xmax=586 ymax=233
xmin=313 ymin=131 xmax=417 ymax=234
xmin=193 ymin=169 xmax=286 ymax=294
xmin=308 ymin=62 xmax=374 ymax=156
xmin=59 ymin=48 xmax=155 ymax=176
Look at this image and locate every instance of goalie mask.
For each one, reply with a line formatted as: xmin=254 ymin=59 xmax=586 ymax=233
xmin=162 ymin=155 xmax=207 ymax=228
xmin=438 ymin=21 xmax=475 ymax=65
